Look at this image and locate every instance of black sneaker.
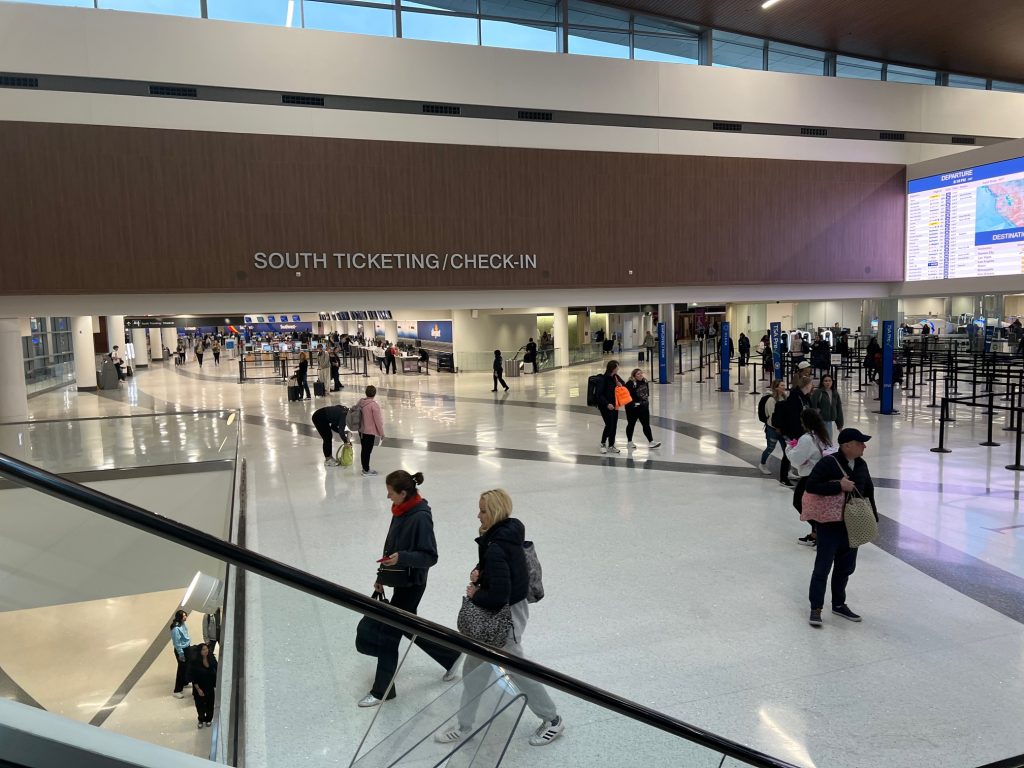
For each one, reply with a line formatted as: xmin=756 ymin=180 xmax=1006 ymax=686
xmin=797 ymin=535 xmax=816 ymax=547
xmin=832 ymin=604 xmax=862 ymax=622
xmin=808 ymin=609 xmax=822 ymax=627
xmin=779 ymin=479 xmax=794 ymax=487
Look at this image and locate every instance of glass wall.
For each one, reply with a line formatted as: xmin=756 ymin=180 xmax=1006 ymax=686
xmin=7 ymin=0 xmax=1024 ymax=94
xmin=22 ymin=316 xmax=76 ymax=395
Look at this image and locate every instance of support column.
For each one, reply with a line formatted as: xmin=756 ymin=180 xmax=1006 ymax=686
xmin=162 ymin=327 xmax=178 ymax=359
xmin=72 ymin=316 xmax=98 ymax=391
xmin=0 ymin=318 xmax=29 ymax=422
xmin=105 ymin=315 xmax=126 ymax=357
xmin=658 ymin=303 xmax=675 ymax=384
xmin=131 ymin=328 xmax=149 ymax=369
xmin=553 ymin=307 xmax=569 ymax=369
xmin=150 ymin=328 xmax=164 ymax=361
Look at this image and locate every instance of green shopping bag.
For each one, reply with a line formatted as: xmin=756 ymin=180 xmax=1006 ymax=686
xmin=337 ymin=442 xmax=354 ymax=467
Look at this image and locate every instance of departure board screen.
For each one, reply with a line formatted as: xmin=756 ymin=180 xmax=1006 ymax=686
xmin=906 ymin=156 xmax=1024 ymax=281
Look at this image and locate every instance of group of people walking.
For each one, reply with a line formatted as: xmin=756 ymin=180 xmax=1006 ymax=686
xmin=357 ymin=472 xmax=565 ymax=747
xmin=593 ymin=360 xmax=662 ymax=453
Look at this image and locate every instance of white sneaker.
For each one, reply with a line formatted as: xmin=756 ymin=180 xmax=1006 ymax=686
xmin=434 ymin=726 xmax=469 ymax=744
xmin=607 ymin=445 xmax=621 ymax=454
xmin=442 ymin=656 xmax=462 ymax=682
xmin=324 ymin=457 xmax=340 ymax=467
xmin=599 ymin=444 xmax=607 ymax=454
xmin=649 ymin=441 xmax=661 ymax=449
xmin=528 ymin=716 xmax=565 ymax=746
xmin=758 ymin=463 xmax=771 ymax=475
xmin=173 ymin=692 xmax=184 ymax=699
xmin=362 ymin=469 xmax=379 ymax=477
xmin=626 ymin=441 xmax=636 ymax=448
xmin=357 ymin=693 xmax=383 ymax=708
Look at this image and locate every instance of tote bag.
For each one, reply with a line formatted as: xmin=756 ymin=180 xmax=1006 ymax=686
xmin=843 ymin=489 xmax=878 ymax=548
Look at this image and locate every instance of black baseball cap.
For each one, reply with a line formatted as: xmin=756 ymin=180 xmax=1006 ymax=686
xmin=837 ymin=428 xmax=871 ymax=444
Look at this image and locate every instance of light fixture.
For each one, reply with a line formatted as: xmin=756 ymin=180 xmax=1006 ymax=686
xmin=181 ymin=571 xmax=223 ymax=614
xmin=761 ymin=0 xmax=783 ymax=7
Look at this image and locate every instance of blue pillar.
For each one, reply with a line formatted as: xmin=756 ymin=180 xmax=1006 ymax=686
xmin=770 ymin=322 xmax=783 ymax=382
xmin=880 ymin=319 xmax=895 ymax=415
xmin=657 ymin=323 xmax=667 ymax=383
xmin=720 ymin=321 xmax=731 ymax=392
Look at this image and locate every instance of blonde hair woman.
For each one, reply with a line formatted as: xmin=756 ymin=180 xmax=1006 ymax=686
xmin=435 ymin=489 xmax=565 ymax=748
xmin=295 ymin=351 xmax=311 ymax=400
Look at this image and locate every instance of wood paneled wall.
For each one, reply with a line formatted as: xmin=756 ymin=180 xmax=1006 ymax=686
xmin=0 ymin=122 xmax=906 ymax=294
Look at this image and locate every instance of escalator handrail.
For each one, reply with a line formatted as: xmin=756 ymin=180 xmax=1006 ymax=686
xmin=0 ymin=451 xmax=797 ymax=768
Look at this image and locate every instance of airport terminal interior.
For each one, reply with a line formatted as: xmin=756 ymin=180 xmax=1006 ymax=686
xmin=3 ymin=2 xmax=1024 ymax=768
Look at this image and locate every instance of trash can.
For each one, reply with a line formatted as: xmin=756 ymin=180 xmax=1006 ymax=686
xmin=504 ymin=358 xmax=520 ymax=378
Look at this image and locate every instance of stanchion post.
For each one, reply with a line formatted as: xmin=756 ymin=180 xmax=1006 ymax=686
xmin=981 ymin=390 xmax=1000 ymax=446
xmin=238 ymin=358 xmax=245 ymax=384
xmin=1008 ymin=386 xmax=1024 ymax=470
xmin=926 ymin=368 xmax=939 ymax=408
xmin=749 ymin=363 xmax=759 ymax=395
xmin=931 ymin=397 xmax=952 ymax=453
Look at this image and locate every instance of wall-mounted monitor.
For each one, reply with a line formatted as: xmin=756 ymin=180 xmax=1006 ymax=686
xmin=906 ymin=156 xmax=1024 ymax=281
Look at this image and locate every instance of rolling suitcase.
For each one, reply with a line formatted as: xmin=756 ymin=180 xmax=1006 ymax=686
xmin=288 ymin=385 xmax=302 ymax=402
xmin=314 ymin=381 xmax=326 ymax=397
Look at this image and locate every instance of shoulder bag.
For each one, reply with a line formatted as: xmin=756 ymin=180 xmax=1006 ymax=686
xmin=523 ymin=540 xmax=545 ymax=603
xmin=355 ymin=590 xmax=399 ymax=657
xmin=457 ymin=597 xmax=512 ymax=648
xmin=832 ymin=456 xmax=878 ymax=548
xmin=377 ymin=563 xmax=414 ymax=588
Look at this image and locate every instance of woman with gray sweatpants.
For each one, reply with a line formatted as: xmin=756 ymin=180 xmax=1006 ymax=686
xmin=434 ymin=489 xmax=564 ymax=748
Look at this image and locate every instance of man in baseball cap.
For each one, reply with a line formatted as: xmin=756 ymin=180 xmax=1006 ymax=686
xmin=837 ymin=428 xmax=870 ymax=444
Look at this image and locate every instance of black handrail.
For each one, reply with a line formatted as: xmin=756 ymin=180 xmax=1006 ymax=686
xmin=0 ymin=451 xmax=797 ymax=768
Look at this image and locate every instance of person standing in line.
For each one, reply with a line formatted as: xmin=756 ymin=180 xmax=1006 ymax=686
xmin=111 ymin=345 xmax=126 ymax=381
xmin=707 ymin=322 xmax=718 ymax=359
xmin=759 ymin=335 xmax=774 ymax=380
xmin=211 ymin=340 xmax=221 ymax=366
xmin=864 ymin=337 xmax=881 ymax=382
xmin=491 ymin=350 xmax=510 ymax=392
xmin=758 ymin=379 xmax=787 ymax=474
xmin=803 ymin=428 xmax=876 ymax=627
xmin=624 ymin=368 xmax=661 ymax=449
xmin=195 ymin=343 xmax=205 ymax=369
xmin=787 ymin=409 xmax=834 ymax=546
xmin=312 ymin=404 xmax=351 ymax=467
xmin=642 ymin=330 xmax=656 ymax=362
xmin=188 ymin=643 xmax=218 ymax=728
xmin=358 ymin=470 xmax=461 ymax=707
xmin=329 ymin=345 xmax=344 ymax=391
xmin=771 ymin=375 xmax=813 ymax=487
xmin=296 ymin=351 xmax=312 ymax=400
xmin=316 ymin=346 xmax=331 ymax=392
xmin=170 ymin=609 xmax=190 ymax=698
xmin=738 ymin=333 xmax=750 ymax=367
xmin=596 ymin=359 xmax=625 ymax=454
xmin=357 ymin=385 xmax=385 ymax=477
xmin=435 ymin=489 xmax=565 ymax=748
xmin=810 ymin=373 xmax=844 ymax=440
xmin=202 ymin=609 xmax=220 ymax=654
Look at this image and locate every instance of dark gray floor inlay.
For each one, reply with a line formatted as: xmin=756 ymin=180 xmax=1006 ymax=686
xmin=0 ymin=664 xmax=44 ymax=710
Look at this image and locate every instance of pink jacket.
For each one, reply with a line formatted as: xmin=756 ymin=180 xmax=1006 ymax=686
xmin=358 ymin=397 xmax=385 ymax=437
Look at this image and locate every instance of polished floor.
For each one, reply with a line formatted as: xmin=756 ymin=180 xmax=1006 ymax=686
xmin=13 ymin=351 xmax=1024 ymax=768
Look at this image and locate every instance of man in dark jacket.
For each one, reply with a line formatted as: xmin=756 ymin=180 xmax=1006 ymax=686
xmin=805 ymin=428 xmax=876 ymax=627
xmin=492 ymin=350 xmax=510 ymax=392
xmin=312 ymin=405 xmax=349 ymax=467
xmin=596 ymin=361 xmax=622 ymax=454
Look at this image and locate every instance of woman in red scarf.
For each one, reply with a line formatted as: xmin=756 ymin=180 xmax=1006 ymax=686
xmin=357 ymin=469 xmax=462 ymax=708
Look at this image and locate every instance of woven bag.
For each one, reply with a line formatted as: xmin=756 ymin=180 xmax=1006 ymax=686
xmin=843 ymin=490 xmax=878 ymax=548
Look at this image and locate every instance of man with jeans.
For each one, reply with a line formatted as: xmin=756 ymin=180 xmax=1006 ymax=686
xmin=803 ymin=428 xmax=877 ymax=627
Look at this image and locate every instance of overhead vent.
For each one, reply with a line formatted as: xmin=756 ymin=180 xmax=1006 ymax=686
xmin=422 ymin=103 xmax=461 ymax=116
xmin=282 ymin=94 xmax=325 ymax=107
xmin=879 ymin=131 xmax=905 ymax=142
xmin=149 ymin=84 xmax=197 ymax=99
xmin=952 ymin=135 xmax=976 ymax=145
xmin=800 ymin=127 xmax=828 ymax=137
xmin=712 ymin=122 xmax=742 ymax=132
xmin=518 ymin=110 xmax=553 ymax=121
xmin=0 ymin=75 xmax=39 ymax=89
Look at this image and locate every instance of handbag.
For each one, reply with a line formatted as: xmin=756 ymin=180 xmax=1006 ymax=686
xmin=614 ymin=384 xmax=632 ymax=409
xmin=337 ymin=442 xmax=354 ymax=467
xmin=457 ymin=597 xmax=512 ymax=648
xmin=522 ymin=540 xmax=545 ymax=603
xmin=799 ymin=491 xmax=844 ymax=523
xmin=376 ymin=564 xmax=414 ymax=588
xmin=355 ymin=591 xmax=398 ymax=656
xmin=843 ymin=488 xmax=878 ymax=547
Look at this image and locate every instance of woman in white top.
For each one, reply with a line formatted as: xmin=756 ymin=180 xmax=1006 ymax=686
xmin=788 ymin=409 xmax=834 ymax=547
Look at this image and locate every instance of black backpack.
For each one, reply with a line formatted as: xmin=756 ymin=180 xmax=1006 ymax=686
xmin=586 ymin=374 xmax=603 ymax=407
xmin=757 ymin=393 xmax=772 ymax=424
xmin=771 ymin=396 xmax=790 ymax=433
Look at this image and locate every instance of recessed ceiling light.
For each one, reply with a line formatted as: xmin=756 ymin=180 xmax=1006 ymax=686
xmin=762 ymin=0 xmax=784 ymax=7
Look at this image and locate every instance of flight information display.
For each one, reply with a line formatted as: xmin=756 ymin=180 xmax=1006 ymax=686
xmin=906 ymin=156 xmax=1024 ymax=281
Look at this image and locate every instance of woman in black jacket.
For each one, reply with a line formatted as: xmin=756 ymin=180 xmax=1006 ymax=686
xmin=491 ymin=349 xmax=510 ymax=392
xmin=773 ymin=377 xmax=812 ymax=487
xmin=624 ymin=368 xmax=661 ymax=449
xmin=803 ymin=428 xmax=877 ymax=627
xmin=358 ymin=470 xmax=461 ymax=707
xmin=596 ymin=359 xmax=625 ymax=454
xmin=296 ymin=352 xmax=312 ymax=400
xmin=188 ymin=643 xmax=218 ymax=728
xmin=434 ymin=489 xmax=564 ymax=748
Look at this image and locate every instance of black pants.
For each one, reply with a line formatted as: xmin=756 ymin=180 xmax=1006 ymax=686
xmin=384 ymin=356 xmax=396 ymax=374
xmin=331 ymin=365 xmax=342 ymax=390
xmin=739 ymin=353 xmax=749 ymax=366
xmin=598 ymin=407 xmax=619 ymax=446
xmin=808 ymin=521 xmax=858 ymax=609
xmin=196 ymin=353 xmax=204 ymax=368
xmin=213 ymin=352 xmax=220 ymax=365
xmin=625 ymin=405 xmax=653 ymax=442
xmin=296 ymin=373 xmax=311 ymax=399
xmin=492 ymin=371 xmax=508 ymax=390
xmin=371 ymin=582 xmax=460 ymax=699
xmin=173 ymin=653 xmax=188 ymax=693
xmin=360 ymin=433 xmax=376 ymax=471
xmin=779 ymin=443 xmax=792 ymax=483
xmin=193 ymin=687 xmax=215 ymax=723
xmin=313 ymin=417 xmax=334 ymax=458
